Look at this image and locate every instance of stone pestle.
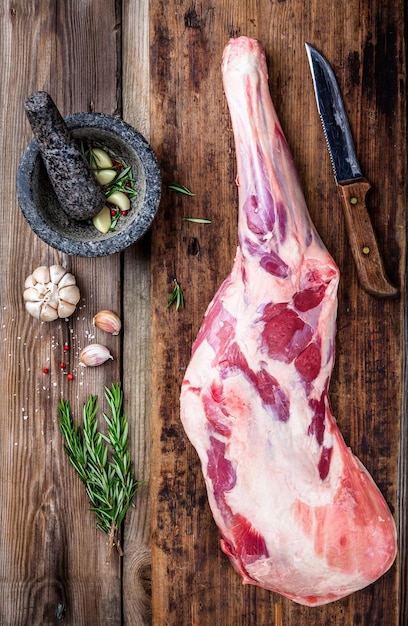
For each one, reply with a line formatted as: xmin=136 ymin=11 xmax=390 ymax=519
xmin=24 ymin=91 xmax=106 ymax=221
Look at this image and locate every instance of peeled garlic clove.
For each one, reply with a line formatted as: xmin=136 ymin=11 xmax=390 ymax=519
xmin=58 ymin=300 xmax=77 ymax=318
xmin=94 ymin=169 xmax=117 ymax=185
xmin=107 ymin=190 xmax=130 ymax=213
xmin=90 ymin=148 xmax=113 ymax=170
xmin=92 ymin=205 xmax=111 ymax=234
xmin=58 ymin=284 xmax=81 ymax=305
xmin=79 ymin=344 xmax=113 ymax=367
xmin=93 ymin=310 xmax=121 ymax=335
xmin=32 ymin=265 xmax=50 ymax=284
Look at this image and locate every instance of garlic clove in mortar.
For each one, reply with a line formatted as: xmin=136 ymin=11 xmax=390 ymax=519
xmin=92 ymin=205 xmax=111 ymax=234
xmin=106 ymin=190 xmax=130 ymax=213
xmin=23 ymin=264 xmax=81 ymax=321
xmin=93 ymin=310 xmax=121 ymax=335
xmin=94 ymin=169 xmax=117 ymax=185
xmin=79 ymin=344 xmax=113 ymax=367
xmin=90 ymin=147 xmax=113 ymax=170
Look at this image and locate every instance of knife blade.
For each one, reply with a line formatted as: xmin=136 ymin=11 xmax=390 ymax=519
xmin=305 ymin=43 xmax=398 ymax=298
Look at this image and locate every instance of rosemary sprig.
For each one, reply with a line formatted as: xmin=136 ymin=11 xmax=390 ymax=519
xmin=58 ymin=383 xmax=142 ymax=562
xmin=167 ymin=278 xmax=185 ymax=311
xmin=106 ymin=166 xmax=137 ymax=200
xmin=168 ymin=182 xmax=195 ymax=196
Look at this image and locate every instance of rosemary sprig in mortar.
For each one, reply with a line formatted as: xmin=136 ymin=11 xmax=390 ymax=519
xmin=58 ymin=383 xmax=142 ymax=562
xmin=79 ymin=140 xmax=137 ymax=232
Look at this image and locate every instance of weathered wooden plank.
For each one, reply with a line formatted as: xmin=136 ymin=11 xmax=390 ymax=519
xmin=0 ymin=1 xmax=124 ymax=624
xmin=121 ymin=0 xmax=153 ymax=623
xmin=150 ymin=1 xmax=406 ymax=624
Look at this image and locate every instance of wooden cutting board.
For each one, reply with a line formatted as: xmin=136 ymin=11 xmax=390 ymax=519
xmin=150 ymin=1 xmax=406 ymax=624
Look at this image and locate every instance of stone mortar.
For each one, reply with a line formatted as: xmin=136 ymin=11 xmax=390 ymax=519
xmin=17 ymin=112 xmax=162 ymax=257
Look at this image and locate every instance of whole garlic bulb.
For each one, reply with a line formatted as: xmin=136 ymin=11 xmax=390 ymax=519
xmin=23 ymin=265 xmax=81 ymax=322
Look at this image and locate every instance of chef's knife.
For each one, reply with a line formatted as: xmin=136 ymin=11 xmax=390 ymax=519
xmin=305 ymin=43 xmax=398 ymax=298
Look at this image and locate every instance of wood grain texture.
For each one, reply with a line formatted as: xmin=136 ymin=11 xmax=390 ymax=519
xmin=149 ymin=1 xmax=406 ymax=625
xmin=0 ymin=1 xmax=126 ymax=624
xmin=121 ymin=1 xmax=153 ymax=623
xmin=337 ymin=178 xmax=399 ymax=298
xmin=0 ymin=0 xmax=405 ymax=624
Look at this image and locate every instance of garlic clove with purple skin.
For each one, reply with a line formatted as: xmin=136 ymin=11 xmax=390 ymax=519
xmin=79 ymin=344 xmax=113 ymax=367
xmin=93 ymin=310 xmax=121 ymax=335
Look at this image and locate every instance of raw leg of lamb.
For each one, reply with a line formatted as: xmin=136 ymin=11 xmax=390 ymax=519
xmin=180 ymin=36 xmax=397 ymax=607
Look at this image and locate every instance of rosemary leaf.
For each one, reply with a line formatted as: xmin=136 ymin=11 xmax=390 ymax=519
xmin=115 ymin=165 xmax=131 ymax=181
xmin=168 ymin=182 xmax=195 ymax=196
xmin=183 ymin=217 xmax=212 ymax=224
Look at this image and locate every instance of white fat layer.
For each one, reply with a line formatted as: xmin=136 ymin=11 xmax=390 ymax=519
xmin=181 ymin=346 xmax=393 ymax=599
xmin=182 ymin=337 xmax=340 ymax=509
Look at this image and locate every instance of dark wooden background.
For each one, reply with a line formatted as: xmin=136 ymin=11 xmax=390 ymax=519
xmin=0 ymin=1 xmax=405 ymax=624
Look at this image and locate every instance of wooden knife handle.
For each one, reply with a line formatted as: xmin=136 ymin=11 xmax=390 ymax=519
xmin=337 ymin=178 xmax=398 ymax=298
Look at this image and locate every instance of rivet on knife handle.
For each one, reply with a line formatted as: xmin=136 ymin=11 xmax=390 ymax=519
xmin=337 ymin=178 xmax=398 ymax=298
xmin=306 ymin=43 xmax=398 ymax=298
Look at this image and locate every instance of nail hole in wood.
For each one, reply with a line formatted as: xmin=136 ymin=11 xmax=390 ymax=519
xmin=188 ymin=237 xmax=200 ymax=256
